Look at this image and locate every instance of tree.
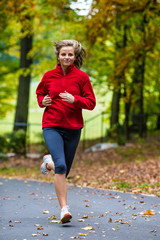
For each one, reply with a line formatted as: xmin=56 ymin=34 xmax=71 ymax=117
xmin=85 ymin=0 xmax=160 ymax=138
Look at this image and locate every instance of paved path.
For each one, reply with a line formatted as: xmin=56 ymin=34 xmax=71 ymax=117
xmin=0 ymin=178 xmax=160 ymax=240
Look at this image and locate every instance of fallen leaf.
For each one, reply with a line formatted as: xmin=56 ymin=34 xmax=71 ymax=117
xmin=121 ymin=221 xmax=130 ymax=224
xmin=144 ymin=210 xmax=156 ymax=215
xmin=32 ymin=233 xmax=40 ymax=237
xmin=81 ymin=226 xmax=94 ymax=230
xmin=48 ymin=215 xmax=57 ymax=219
xmin=14 ymin=221 xmax=21 ymax=223
xmin=112 ymin=228 xmax=119 ymax=231
xmin=43 ymin=232 xmax=49 ymax=236
xmin=37 ymin=226 xmax=43 ymax=230
xmin=43 ymin=210 xmax=49 ymax=214
xmin=114 ymin=219 xmax=122 ymax=223
xmin=82 ymin=215 xmax=88 ymax=219
xmin=9 ymin=225 xmax=14 ymax=227
xmin=50 ymin=220 xmax=60 ymax=223
xmin=34 ymin=224 xmax=40 ymax=227
xmin=70 ymin=237 xmax=79 ymax=239
xmin=108 ymin=218 xmax=112 ymax=223
xmin=150 ymin=230 xmax=157 ymax=233
xmin=77 ymin=219 xmax=85 ymax=222
xmin=78 ymin=233 xmax=88 ymax=236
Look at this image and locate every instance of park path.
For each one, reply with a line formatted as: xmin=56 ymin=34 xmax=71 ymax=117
xmin=0 ymin=178 xmax=160 ymax=240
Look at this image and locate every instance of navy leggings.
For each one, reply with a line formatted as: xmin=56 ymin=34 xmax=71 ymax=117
xmin=43 ymin=127 xmax=81 ymax=177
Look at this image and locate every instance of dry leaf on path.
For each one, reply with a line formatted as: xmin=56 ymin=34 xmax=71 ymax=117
xmin=34 ymin=224 xmax=40 ymax=227
xmin=50 ymin=220 xmax=60 ymax=223
xmin=77 ymin=219 xmax=85 ymax=222
xmin=43 ymin=210 xmax=49 ymax=214
xmin=32 ymin=233 xmax=40 ymax=237
xmin=48 ymin=215 xmax=57 ymax=219
xmin=43 ymin=232 xmax=49 ymax=236
xmin=37 ymin=226 xmax=43 ymax=230
xmin=78 ymin=233 xmax=88 ymax=236
xmin=108 ymin=218 xmax=112 ymax=223
xmin=143 ymin=210 xmax=156 ymax=215
xmin=81 ymin=226 xmax=94 ymax=230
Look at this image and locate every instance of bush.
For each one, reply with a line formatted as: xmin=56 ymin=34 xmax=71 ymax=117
xmin=107 ymin=123 xmax=126 ymax=146
xmin=0 ymin=135 xmax=8 ymax=153
xmin=6 ymin=129 xmax=26 ymax=154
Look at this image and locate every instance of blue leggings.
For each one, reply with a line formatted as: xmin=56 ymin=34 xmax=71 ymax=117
xmin=43 ymin=127 xmax=81 ymax=177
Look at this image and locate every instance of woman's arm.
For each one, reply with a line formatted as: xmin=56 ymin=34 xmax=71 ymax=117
xmin=36 ymin=74 xmax=49 ymax=108
xmin=73 ymin=75 xmax=96 ymax=110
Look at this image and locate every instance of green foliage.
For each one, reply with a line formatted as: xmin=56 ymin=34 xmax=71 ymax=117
xmin=0 ymin=135 xmax=8 ymax=153
xmin=6 ymin=129 xmax=26 ymax=154
xmin=107 ymin=123 xmax=126 ymax=145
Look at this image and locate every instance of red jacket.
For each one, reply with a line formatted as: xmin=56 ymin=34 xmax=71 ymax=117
xmin=36 ymin=64 xmax=96 ymax=129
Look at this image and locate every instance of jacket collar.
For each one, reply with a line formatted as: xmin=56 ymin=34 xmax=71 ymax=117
xmin=56 ymin=64 xmax=75 ymax=74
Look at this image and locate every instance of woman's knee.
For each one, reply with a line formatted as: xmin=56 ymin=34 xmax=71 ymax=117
xmin=55 ymin=163 xmax=67 ymax=174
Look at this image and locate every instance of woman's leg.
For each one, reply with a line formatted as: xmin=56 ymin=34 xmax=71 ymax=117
xmin=54 ymin=173 xmax=67 ymax=209
xmin=43 ymin=128 xmax=68 ymax=210
xmin=63 ymin=129 xmax=81 ymax=177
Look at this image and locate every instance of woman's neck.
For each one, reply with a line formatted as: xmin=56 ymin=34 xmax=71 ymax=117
xmin=61 ymin=65 xmax=68 ymax=75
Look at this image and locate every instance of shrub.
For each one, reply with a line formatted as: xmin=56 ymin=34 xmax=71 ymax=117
xmin=0 ymin=135 xmax=8 ymax=153
xmin=6 ymin=129 xmax=26 ymax=154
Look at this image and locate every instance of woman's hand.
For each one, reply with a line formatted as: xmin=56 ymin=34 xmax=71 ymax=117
xmin=59 ymin=91 xmax=75 ymax=103
xmin=42 ymin=94 xmax=52 ymax=107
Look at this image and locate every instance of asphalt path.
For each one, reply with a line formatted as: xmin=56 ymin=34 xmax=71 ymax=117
xmin=0 ymin=178 xmax=160 ymax=240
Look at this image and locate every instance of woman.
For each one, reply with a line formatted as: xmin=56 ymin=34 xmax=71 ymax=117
xmin=36 ymin=40 xmax=96 ymax=224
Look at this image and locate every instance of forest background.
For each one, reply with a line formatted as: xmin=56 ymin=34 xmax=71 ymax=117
xmin=0 ymin=0 xmax=160 ymax=195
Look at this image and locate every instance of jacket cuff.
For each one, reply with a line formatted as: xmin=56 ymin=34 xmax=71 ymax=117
xmin=38 ymin=96 xmax=45 ymax=108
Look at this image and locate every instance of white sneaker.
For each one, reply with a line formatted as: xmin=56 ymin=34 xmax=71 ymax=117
xmin=40 ymin=154 xmax=53 ymax=175
xmin=60 ymin=206 xmax=72 ymax=224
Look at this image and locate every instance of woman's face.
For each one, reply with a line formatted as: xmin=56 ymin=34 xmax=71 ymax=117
xmin=58 ymin=46 xmax=76 ymax=69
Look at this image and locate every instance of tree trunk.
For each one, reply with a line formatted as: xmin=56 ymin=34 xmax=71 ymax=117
xmin=156 ymin=58 xmax=160 ymax=129
xmin=110 ymin=17 xmax=121 ymax=128
xmin=130 ymin=15 xmax=147 ymax=137
xmin=110 ymin=89 xmax=121 ymax=127
xmin=14 ymin=31 xmax=33 ymax=132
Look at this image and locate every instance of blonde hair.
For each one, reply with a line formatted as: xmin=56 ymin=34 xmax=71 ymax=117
xmin=53 ymin=40 xmax=86 ymax=69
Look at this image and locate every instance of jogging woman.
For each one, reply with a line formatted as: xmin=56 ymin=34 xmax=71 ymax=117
xmin=36 ymin=40 xmax=96 ymax=223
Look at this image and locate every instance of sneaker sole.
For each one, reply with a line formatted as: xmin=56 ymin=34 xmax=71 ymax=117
xmin=40 ymin=163 xmax=51 ymax=175
xmin=61 ymin=213 xmax=72 ymax=224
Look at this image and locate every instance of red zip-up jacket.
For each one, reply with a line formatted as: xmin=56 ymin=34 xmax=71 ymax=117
xmin=36 ymin=64 xmax=96 ymax=129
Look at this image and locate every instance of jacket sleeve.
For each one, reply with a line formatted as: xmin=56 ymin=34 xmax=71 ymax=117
xmin=36 ymin=74 xmax=48 ymax=108
xmin=74 ymin=74 xmax=96 ymax=110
